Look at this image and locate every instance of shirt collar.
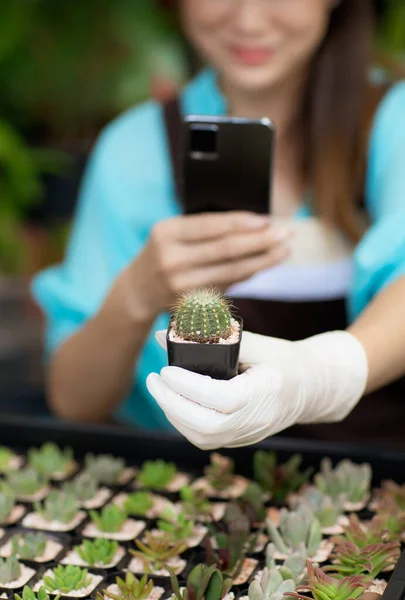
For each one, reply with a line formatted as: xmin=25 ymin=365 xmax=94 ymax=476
xmin=180 ymin=68 xmax=228 ymax=116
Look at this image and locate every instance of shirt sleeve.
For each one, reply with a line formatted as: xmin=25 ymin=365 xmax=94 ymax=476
xmin=349 ymin=81 xmax=405 ymax=321
xmin=31 ymin=100 xmax=176 ymax=354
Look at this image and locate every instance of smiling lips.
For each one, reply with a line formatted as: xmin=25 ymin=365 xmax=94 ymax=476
xmin=228 ymin=44 xmax=274 ymax=65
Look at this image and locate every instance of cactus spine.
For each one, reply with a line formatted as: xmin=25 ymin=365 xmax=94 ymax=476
xmin=173 ymin=289 xmax=233 ymax=343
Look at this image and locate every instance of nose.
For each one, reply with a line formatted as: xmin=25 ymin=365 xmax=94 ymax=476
xmin=233 ymin=0 xmax=271 ymax=35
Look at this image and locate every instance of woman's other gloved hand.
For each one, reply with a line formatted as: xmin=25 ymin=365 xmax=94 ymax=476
xmin=146 ymin=329 xmax=368 ymax=450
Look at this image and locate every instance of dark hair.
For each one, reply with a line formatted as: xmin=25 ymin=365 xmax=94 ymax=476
xmin=303 ymin=0 xmax=378 ymax=241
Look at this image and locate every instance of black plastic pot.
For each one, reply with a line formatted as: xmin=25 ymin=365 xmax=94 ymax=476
xmin=166 ymin=317 xmax=243 ymax=380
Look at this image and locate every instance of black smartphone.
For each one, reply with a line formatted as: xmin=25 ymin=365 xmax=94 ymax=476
xmin=180 ymin=115 xmax=274 ymax=215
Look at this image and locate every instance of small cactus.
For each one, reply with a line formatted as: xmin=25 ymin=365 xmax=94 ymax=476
xmin=0 ymin=556 xmax=22 ymax=584
xmin=172 ymin=289 xmax=233 ymax=343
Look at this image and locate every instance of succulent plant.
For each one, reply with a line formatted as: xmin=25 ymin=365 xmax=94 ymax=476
xmin=75 ymin=538 xmax=119 ymax=566
xmin=84 ymin=453 xmax=126 ymax=485
xmin=158 ymin=504 xmax=195 ymax=541
xmin=170 ymin=563 xmax=232 ymax=600
xmin=11 ymin=532 xmax=47 ymax=560
xmin=335 ymin=514 xmax=387 ymax=548
xmin=265 ymin=543 xmax=307 ymax=585
xmin=137 ymin=460 xmax=177 ymax=490
xmin=254 ymin=452 xmax=313 ymax=502
xmin=314 ymin=459 xmax=371 ymax=504
xmin=0 ymin=446 xmax=15 ymax=470
xmin=204 ymin=530 xmax=247 ymax=580
xmin=28 ymin=443 xmax=73 ymax=477
xmin=375 ymin=500 xmax=405 ymax=540
xmin=102 ymin=572 xmax=155 ymax=600
xmin=35 ymin=490 xmax=80 ymax=524
xmin=373 ymin=480 xmax=405 ymax=511
xmin=43 ymin=565 xmax=92 ymax=594
xmin=286 ymin=561 xmax=368 ymax=600
xmin=249 ymin=567 xmax=296 ymax=600
xmin=90 ymin=505 xmax=127 ymax=533
xmin=205 ymin=454 xmax=234 ymax=492
xmin=236 ymin=482 xmax=267 ymax=525
xmin=172 ymin=289 xmax=233 ymax=343
xmin=324 ymin=540 xmax=400 ymax=580
xmin=0 ymin=556 xmax=22 ymax=584
xmin=179 ymin=486 xmax=212 ymax=519
xmin=15 ymin=585 xmax=60 ymax=600
xmin=131 ymin=531 xmax=187 ymax=572
xmin=266 ymin=506 xmax=322 ymax=558
xmin=7 ymin=467 xmax=47 ymax=497
xmin=123 ymin=492 xmax=154 ymax=517
xmin=290 ymin=487 xmax=345 ymax=529
xmin=62 ymin=471 xmax=99 ymax=502
xmin=0 ymin=483 xmax=16 ymax=523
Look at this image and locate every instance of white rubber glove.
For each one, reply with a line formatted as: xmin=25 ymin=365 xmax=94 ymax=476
xmin=146 ymin=329 xmax=368 ymax=450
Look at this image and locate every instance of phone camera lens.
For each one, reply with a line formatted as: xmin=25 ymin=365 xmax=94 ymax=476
xmin=189 ymin=124 xmax=218 ymax=157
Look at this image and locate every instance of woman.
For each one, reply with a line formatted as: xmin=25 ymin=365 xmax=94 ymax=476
xmin=33 ymin=0 xmax=405 ymax=447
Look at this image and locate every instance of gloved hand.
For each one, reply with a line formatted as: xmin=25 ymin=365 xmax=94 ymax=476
xmin=146 ymin=329 xmax=368 ymax=450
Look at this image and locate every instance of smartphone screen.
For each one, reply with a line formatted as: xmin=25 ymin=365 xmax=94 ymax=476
xmin=181 ymin=115 xmax=274 ymax=215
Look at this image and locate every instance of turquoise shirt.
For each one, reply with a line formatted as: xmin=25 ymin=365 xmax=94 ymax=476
xmin=32 ymin=70 xmax=405 ymax=429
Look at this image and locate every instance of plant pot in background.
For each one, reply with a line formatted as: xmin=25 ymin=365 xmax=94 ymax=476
xmin=167 ymin=317 xmax=243 ymax=380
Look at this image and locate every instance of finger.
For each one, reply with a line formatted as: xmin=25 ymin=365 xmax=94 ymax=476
xmin=167 ymin=415 xmax=227 ymax=451
xmin=181 ymin=227 xmax=292 ymax=269
xmin=146 ymin=372 xmax=234 ymax=435
xmin=168 ymin=212 xmax=271 ymax=242
xmin=160 ymin=366 xmax=249 ymax=413
xmin=238 ymin=331 xmax=293 ymax=366
xmin=178 ymin=244 xmax=290 ymax=290
xmin=155 ymin=330 xmax=167 ymax=350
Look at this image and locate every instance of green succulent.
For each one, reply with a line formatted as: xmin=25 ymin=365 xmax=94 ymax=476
xmin=172 ymin=288 xmax=233 ymax=343
xmin=123 ymin=492 xmax=154 ymax=517
xmin=265 ymin=543 xmax=307 ymax=585
xmin=314 ymin=459 xmax=371 ymax=505
xmin=7 ymin=467 xmax=47 ymax=497
xmin=179 ymin=486 xmax=212 ymax=519
xmin=285 ymin=561 xmax=368 ymax=600
xmin=373 ymin=480 xmax=405 ymax=512
xmin=375 ymin=502 xmax=405 ymax=541
xmin=90 ymin=505 xmax=127 ymax=533
xmin=204 ymin=530 xmax=247 ymax=580
xmin=0 ymin=483 xmax=16 ymax=523
xmin=171 ymin=563 xmax=232 ymax=600
xmin=324 ymin=540 xmax=400 ymax=580
xmin=0 ymin=446 xmax=15 ymax=471
xmin=35 ymin=490 xmax=80 ymax=524
xmin=15 ymin=585 xmax=60 ymax=600
xmin=102 ymin=572 xmax=155 ymax=600
xmin=236 ymin=482 xmax=267 ymax=525
xmin=336 ymin=514 xmax=388 ymax=548
xmin=204 ymin=454 xmax=234 ymax=492
xmin=253 ymin=452 xmax=313 ymax=502
xmin=28 ymin=443 xmax=73 ymax=477
xmin=62 ymin=471 xmax=99 ymax=502
xmin=0 ymin=556 xmax=22 ymax=584
xmin=43 ymin=565 xmax=92 ymax=594
xmin=266 ymin=506 xmax=322 ymax=558
xmin=84 ymin=453 xmax=126 ymax=485
xmin=75 ymin=538 xmax=119 ymax=566
xmin=11 ymin=533 xmax=47 ymax=560
xmin=131 ymin=531 xmax=187 ymax=572
xmin=158 ymin=504 xmax=194 ymax=541
xmin=137 ymin=460 xmax=177 ymax=490
xmin=291 ymin=487 xmax=345 ymax=529
xmin=249 ymin=567 xmax=296 ymax=600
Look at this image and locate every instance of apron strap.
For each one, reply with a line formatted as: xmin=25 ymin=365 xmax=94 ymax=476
xmin=162 ymin=97 xmax=184 ymax=205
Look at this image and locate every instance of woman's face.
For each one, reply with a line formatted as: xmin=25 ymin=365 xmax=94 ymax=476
xmin=181 ymin=0 xmax=335 ymax=93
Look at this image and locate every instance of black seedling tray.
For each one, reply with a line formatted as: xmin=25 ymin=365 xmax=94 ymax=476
xmin=1 ymin=414 xmax=405 ymax=600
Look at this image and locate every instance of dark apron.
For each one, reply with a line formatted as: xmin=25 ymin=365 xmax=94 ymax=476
xmin=162 ymin=98 xmax=405 ymax=451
